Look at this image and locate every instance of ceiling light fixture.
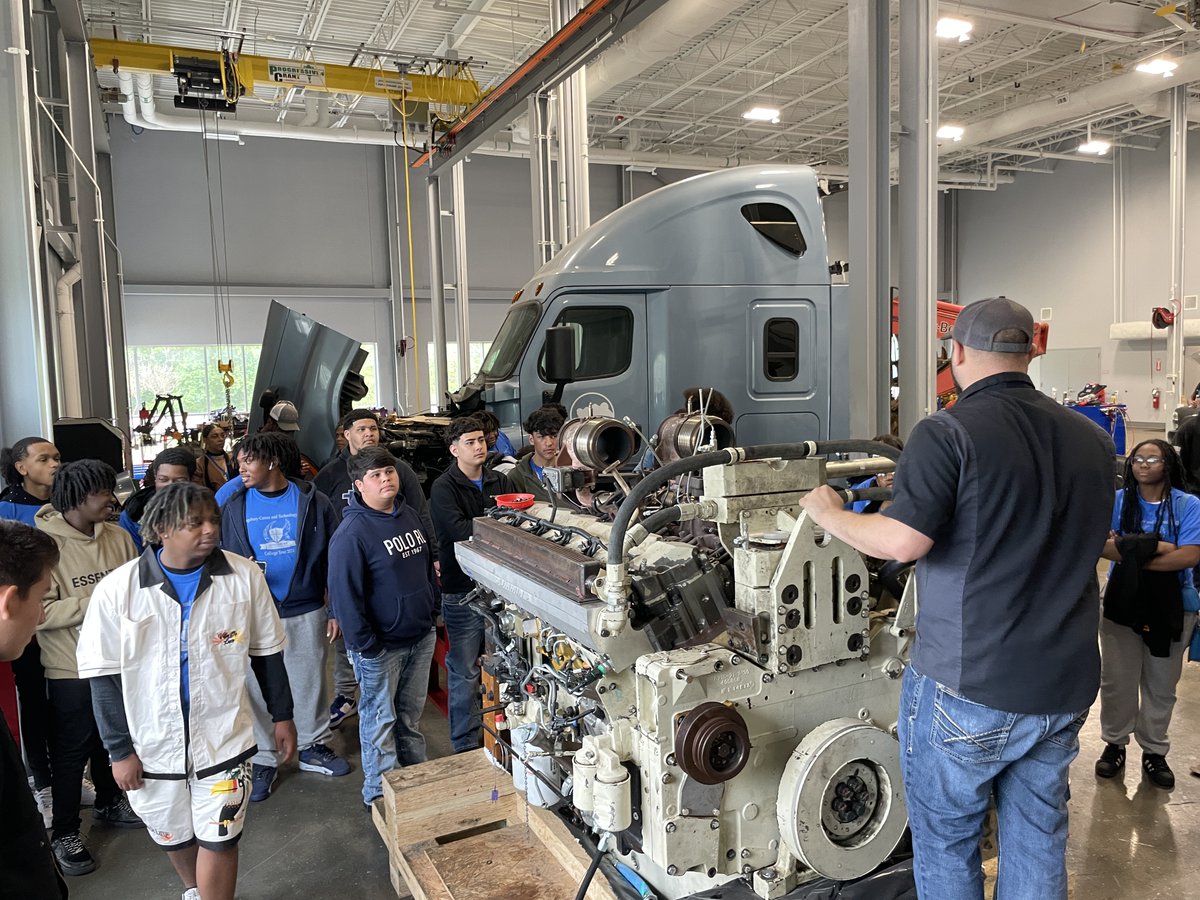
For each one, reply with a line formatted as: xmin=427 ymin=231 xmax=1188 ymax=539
xmin=1135 ymin=57 xmax=1178 ymax=77
xmin=743 ymin=106 xmax=781 ymax=124
xmin=1078 ymin=124 xmax=1109 ymax=155
xmin=937 ymin=124 xmax=965 ymax=142
xmin=936 ymin=16 xmax=973 ymax=42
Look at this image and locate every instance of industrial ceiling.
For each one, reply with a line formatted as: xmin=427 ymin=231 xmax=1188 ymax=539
xmin=82 ymin=0 xmax=1200 ymax=184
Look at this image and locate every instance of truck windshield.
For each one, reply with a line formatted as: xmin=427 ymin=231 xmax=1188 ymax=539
xmin=479 ymin=301 xmax=540 ymax=380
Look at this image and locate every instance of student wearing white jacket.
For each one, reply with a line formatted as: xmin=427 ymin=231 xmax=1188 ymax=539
xmin=78 ymin=483 xmax=296 ymax=900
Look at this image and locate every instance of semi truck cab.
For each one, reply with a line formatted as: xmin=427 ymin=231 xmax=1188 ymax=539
xmin=452 ymin=164 xmax=850 ymax=446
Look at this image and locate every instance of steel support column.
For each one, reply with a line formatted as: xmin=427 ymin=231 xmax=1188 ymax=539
xmin=554 ymin=0 xmax=590 ymax=245
xmin=848 ymin=0 xmax=892 ymax=438
xmin=529 ymin=93 xmax=555 ymax=267
xmin=451 ymin=160 xmax=471 ymax=389
xmin=64 ymin=37 xmax=117 ymax=421
xmin=573 ymin=61 xmax=590 ymax=234
xmin=0 ymin=0 xmax=55 ymax=447
xmin=426 ymin=176 xmax=450 ymax=411
xmin=897 ymin=0 xmax=937 ymax=437
xmin=96 ymin=151 xmax=131 ymax=466
xmin=1169 ymin=85 xmax=1188 ymax=407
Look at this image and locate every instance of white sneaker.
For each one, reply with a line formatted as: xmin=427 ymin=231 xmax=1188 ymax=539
xmin=182 ymin=889 xmax=201 ymax=900
xmin=34 ymin=786 xmax=52 ymax=829
xmin=80 ymin=776 xmax=96 ymax=807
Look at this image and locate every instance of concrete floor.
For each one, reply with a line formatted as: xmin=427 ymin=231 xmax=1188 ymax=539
xmin=66 ymin=667 xmax=1200 ymax=900
xmin=68 ymin=699 xmax=452 ymax=900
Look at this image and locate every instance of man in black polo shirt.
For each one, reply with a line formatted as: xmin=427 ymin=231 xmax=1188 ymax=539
xmin=800 ymin=297 xmax=1113 ymax=900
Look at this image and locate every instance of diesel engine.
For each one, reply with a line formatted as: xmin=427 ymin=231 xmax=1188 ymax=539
xmin=454 ymin=417 xmax=913 ymax=900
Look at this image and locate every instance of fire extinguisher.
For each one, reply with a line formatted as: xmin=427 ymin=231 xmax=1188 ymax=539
xmin=1152 ymin=388 xmax=1161 ymax=410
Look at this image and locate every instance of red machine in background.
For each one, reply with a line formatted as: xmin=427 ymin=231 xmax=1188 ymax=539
xmin=890 ymin=295 xmax=1050 ymax=403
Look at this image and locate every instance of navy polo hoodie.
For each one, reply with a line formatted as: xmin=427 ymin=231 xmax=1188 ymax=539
xmin=328 ymin=491 xmax=436 ymax=657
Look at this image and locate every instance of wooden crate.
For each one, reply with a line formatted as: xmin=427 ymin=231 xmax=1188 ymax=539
xmin=371 ymin=749 xmax=617 ymax=900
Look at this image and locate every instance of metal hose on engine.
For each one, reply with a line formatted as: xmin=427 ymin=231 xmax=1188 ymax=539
xmin=602 ymin=439 xmax=903 ymax=610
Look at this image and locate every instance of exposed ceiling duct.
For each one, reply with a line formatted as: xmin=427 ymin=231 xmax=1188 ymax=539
xmin=584 ymin=0 xmax=735 ymax=99
xmin=109 ymin=78 xmax=1012 ymax=188
xmin=943 ymin=53 xmax=1200 ymax=156
xmin=1132 ymin=89 xmax=1200 ymax=124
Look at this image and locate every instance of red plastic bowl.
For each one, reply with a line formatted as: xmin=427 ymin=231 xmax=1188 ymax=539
xmin=496 ymin=493 xmax=536 ymax=510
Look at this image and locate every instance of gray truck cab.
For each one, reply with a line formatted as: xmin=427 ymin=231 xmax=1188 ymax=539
xmin=458 ymin=164 xmax=849 ymax=446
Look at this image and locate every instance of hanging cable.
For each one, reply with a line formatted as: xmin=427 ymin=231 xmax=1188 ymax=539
xmin=199 ymin=107 xmax=237 ymax=424
xmin=399 ymin=96 xmax=422 ymax=412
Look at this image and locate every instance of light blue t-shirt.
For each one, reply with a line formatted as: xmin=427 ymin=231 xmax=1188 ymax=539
xmin=245 ymin=482 xmax=301 ymax=602
xmin=530 ymin=462 xmax=544 ymax=482
xmin=1111 ymin=488 xmax=1200 ymax=588
xmin=495 ymin=431 xmax=517 ymax=457
xmin=156 ymin=550 xmax=203 ymax=719
xmin=470 ymin=477 xmax=484 ymax=491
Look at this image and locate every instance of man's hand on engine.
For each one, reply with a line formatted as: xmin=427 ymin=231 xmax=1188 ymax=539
xmin=798 ymin=485 xmax=845 ymax=523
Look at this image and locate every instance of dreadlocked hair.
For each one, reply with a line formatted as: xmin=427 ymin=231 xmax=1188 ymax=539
xmin=236 ymin=432 xmax=300 ymax=479
xmin=236 ymin=432 xmax=284 ymax=466
xmin=124 ymin=448 xmax=198 ymax=524
xmin=1119 ymin=439 xmax=1185 ymax=539
xmin=140 ymin=482 xmax=218 ymax=547
xmin=1 ymin=436 xmax=51 ymax=487
xmin=0 ymin=520 xmax=60 ymax=596
xmin=51 ymin=459 xmax=117 ymax=514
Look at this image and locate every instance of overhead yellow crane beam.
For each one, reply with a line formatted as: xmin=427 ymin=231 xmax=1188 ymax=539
xmin=89 ymin=38 xmax=483 ymax=108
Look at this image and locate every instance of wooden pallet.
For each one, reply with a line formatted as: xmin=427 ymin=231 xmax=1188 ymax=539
xmin=370 ymin=749 xmax=618 ymax=900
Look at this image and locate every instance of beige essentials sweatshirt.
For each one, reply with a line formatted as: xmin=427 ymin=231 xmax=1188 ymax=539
xmin=34 ymin=504 xmax=137 ymax=679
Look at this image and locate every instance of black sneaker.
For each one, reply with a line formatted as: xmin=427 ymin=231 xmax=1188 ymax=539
xmin=1143 ymin=753 xmax=1175 ymax=789
xmin=52 ymin=831 xmax=96 ymax=876
xmin=1095 ymin=743 xmax=1125 ymax=778
xmin=93 ymin=796 xmax=144 ymax=828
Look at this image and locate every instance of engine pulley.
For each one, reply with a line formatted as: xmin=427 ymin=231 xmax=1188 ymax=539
xmin=776 ymin=718 xmax=907 ymax=881
xmin=673 ymin=702 xmax=751 ymax=786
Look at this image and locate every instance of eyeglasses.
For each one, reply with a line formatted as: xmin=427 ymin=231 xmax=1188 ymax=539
xmin=1132 ymin=456 xmax=1164 ymax=466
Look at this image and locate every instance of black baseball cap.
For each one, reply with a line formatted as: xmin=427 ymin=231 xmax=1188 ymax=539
xmin=951 ymin=297 xmax=1034 ymax=353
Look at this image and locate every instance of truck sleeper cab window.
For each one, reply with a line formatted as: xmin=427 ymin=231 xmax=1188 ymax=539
xmin=538 ymin=307 xmax=635 ymax=381
xmin=764 ymin=317 xmax=799 ymax=381
xmin=741 ymin=202 xmax=807 ymax=256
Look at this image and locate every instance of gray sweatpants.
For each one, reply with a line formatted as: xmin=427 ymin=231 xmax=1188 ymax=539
xmin=1099 ymin=612 xmax=1196 ymax=757
xmin=248 ymin=607 xmax=335 ymax=766
xmin=332 ymin=634 xmax=358 ymax=699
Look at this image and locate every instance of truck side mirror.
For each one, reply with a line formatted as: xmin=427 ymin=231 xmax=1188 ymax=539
xmin=543 ymin=326 xmax=576 ymax=406
xmin=544 ymin=326 xmax=576 ymax=384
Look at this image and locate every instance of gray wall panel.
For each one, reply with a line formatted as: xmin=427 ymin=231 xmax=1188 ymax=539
xmin=956 ymin=134 xmax=1200 ymax=425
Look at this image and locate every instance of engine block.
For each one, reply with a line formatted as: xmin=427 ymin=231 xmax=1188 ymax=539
xmin=455 ymin=455 xmax=911 ymax=900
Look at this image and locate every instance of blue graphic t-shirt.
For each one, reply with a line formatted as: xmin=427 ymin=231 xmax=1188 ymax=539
xmin=245 ymin=482 xmax=301 ymax=602
xmin=156 ymin=550 xmax=203 ymax=719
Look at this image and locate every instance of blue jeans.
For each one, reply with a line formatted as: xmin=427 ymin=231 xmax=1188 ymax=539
xmin=349 ymin=630 xmax=437 ymax=805
xmin=899 ymin=666 xmax=1086 ymax=900
xmin=441 ymin=590 xmax=484 ymax=752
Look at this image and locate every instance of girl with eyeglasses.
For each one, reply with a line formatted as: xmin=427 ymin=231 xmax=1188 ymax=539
xmin=1096 ymin=439 xmax=1200 ymax=789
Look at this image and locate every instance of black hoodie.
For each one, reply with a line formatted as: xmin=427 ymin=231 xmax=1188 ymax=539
xmin=328 ymin=491 xmax=436 ymax=657
xmin=312 ymin=447 xmax=438 ymax=558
